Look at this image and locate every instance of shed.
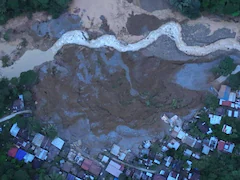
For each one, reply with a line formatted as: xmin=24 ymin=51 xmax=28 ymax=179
xmin=217 ymin=140 xmax=225 ymax=151
xmin=8 ymin=147 xmax=18 ymax=157
xmin=111 ymin=144 xmax=120 ymax=156
xmin=184 ymin=149 xmax=193 ymax=157
xmin=62 ymin=161 xmax=73 ymax=173
xmin=118 ymin=152 xmax=126 ymax=161
xmin=234 ymin=111 xmax=239 ymax=118
xmin=218 ymin=85 xmax=231 ymax=100
xmin=32 ymin=133 xmax=45 ymax=147
xmin=15 ymin=149 xmax=27 ymax=161
xmin=228 ymin=92 xmax=236 ymax=102
xmin=10 ymin=123 xmax=20 ymax=137
xmin=228 ymin=110 xmax=233 ymax=117
xmin=51 ymin=137 xmax=65 ymax=150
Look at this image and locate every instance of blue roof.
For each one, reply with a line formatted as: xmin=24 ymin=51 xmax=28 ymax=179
xmin=222 ymin=86 xmax=231 ymax=100
xmin=15 ymin=149 xmax=27 ymax=161
xmin=114 ymin=178 xmax=119 ymax=180
xmin=67 ymin=174 xmax=75 ymax=180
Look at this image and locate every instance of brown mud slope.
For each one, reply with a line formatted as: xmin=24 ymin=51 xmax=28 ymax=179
xmin=34 ymin=46 xmax=203 ymax=135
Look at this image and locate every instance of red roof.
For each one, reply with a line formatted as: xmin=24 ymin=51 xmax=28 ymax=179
xmin=222 ymin=101 xmax=232 ymax=107
xmin=8 ymin=147 xmax=18 ymax=157
xmin=217 ymin=140 xmax=225 ymax=151
xmin=89 ymin=163 xmax=101 ymax=176
xmin=81 ymin=159 xmax=93 ymax=171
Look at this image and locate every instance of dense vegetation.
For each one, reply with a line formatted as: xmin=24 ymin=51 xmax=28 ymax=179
xmin=170 ymin=0 xmax=240 ymax=18
xmin=0 ymin=70 xmax=38 ymax=117
xmin=228 ymin=72 xmax=240 ymax=90
xmin=0 ymin=0 xmax=72 ymax=24
xmin=212 ymin=57 xmax=236 ymax=76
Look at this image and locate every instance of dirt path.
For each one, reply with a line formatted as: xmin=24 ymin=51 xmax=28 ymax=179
xmin=0 ymin=110 xmax=32 ymax=123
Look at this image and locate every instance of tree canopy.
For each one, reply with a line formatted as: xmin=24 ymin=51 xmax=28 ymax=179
xmin=227 ymin=72 xmax=240 ymax=90
xmin=212 ymin=57 xmax=236 ymax=76
xmin=0 ymin=0 xmax=72 ymax=24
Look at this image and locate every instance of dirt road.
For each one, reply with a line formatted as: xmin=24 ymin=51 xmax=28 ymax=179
xmin=0 ymin=110 xmax=32 ymax=123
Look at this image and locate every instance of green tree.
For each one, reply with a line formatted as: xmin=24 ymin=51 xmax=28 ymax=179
xmin=1 ymin=55 xmax=10 ymax=67
xmin=23 ymin=91 xmax=33 ymax=102
xmin=228 ymin=72 xmax=240 ymax=90
xmin=19 ymin=70 xmax=38 ymax=86
xmin=13 ymin=170 xmax=30 ymax=180
xmin=212 ymin=57 xmax=236 ymax=76
xmin=42 ymin=124 xmax=57 ymax=139
xmin=204 ymin=94 xmax=218 ymax=111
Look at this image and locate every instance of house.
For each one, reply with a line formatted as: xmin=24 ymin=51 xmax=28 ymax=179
xmin=41 ymin=136 xmax=52 ymax=150
xmin=51 ymin=137 xmax=65 ymax=150
xmin=132 ymin=170 xmax=143 ymax=180
xmin=12 ymin=95 xmax=25 ymax=112
xmin=24 ymin=153 xmax=35 ymax=163
xmin=67 ymin=173 xmax=75 ymax=180
xmin=67 ymin=149 xmax=77 ymax=162
xmin=167 ymin=139 xmax=180 ymax=150
xmin=197 ymin=122 xmax=212 ymax=134
xmin=228 ymin=110 xmax=233 ymax=117
xmin=106 ymin=160 xmax=123 ymax=178
xmin=164 ymin=156 xmax=173 ymax=167
xmin=229 ymin=92 xmax=237 ymax=102
xmin=202 ymin=145 xmax=210 ymax=155
xmin=182 ymin=135 xmax=197 ymax=148
xmin=34 ymin=147 xmax=48 ymax=160
xmin=153 ymin=174 xmax=167 ymax=180
xmin=234 ymin=111 xmax=239 ymax=118
xmin=13 ymin=138 xmax=31 ymax=150
xmin=208 ymin=137 xmax=218 ymax=150
xmin=218 ymin=85 xmax=231 ymax=100
xmin=89 ymin=163 xmax=101 ymax=176
xmin=101 ymin=155 xmax=109 ymax=163
xmin=118 ymin=152 xmax=127 ymax=161
xmin=141 ymin=148 xmax=150 ymax=156
xmin=32 ymin=133 xmax=45 ymax=147
xmin=184 ymin=149 xmax=193 ymax=157
xmin=110 ymin=144 xmax=120 ymax=156
xmin=81 ymin=159 xmax=93 ymax=171
xmin=222 ymin=124 xmax=232 ymax=134
xmin=188 ymin=170 xmax=200 ymax=180
xmin=48 ymin=145 xmax=61 ymax=161
xmin=167 ymin=171 xmax=180 ymax=180
xmin=15 ymin=149 xmax=27 ymax=161
xmin=10 ymin=123 xmax=20 ymax=137
xmin=209 ymin=114 xmax=222 ymax=125
xmin=143 ymin=140 xmax=152 ymax=149
xmin=216 ymin=107 xmax=226 ymax=116
xmin=219 ymin=99 xmax=233 ymax=107
xmin=186 ymin=160 xmax=192 ymax=172
xmin=194 ymin=140 xmax=202 ymax=149
xmin=217 ymin=140 xmax=235 ymax=153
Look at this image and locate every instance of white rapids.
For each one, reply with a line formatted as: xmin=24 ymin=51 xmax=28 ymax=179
xmin=1 ymin=21 xmax=240 ymax=78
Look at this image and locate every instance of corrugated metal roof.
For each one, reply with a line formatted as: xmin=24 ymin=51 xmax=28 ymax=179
xmin=32 ymin=133 xmax=45 ymax=147
xmin=15 ymin=149 xmax=27 ymax=161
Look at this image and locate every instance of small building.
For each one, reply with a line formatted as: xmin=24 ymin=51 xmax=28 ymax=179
xmin=10 ymin=123 xmax=20 ymax=137
xmin=197 ymin=122 xmax=212 ymax=134
xmin=51 ymin=137 xmax=65 ymax=150
xmin=153 ymin=174 xmax=167 ymax=180
xmin=228 ymin=92 xmax=236 ymax=102
xmin=209 ymin=114 xmax=222 ymax=125
xmin=188 ymin=170 xmax=200 ymax=180
xmin=192 ymin=153 xmax=200 ymax=160
xmin=186 ymin=160 xmax=192 ymax=172
xmin=208 ymin=137 xmax=218 ymax=150
xmin=89 ymin=163 xmax=102 ymax=177
xmin=234 ymin=111 xmax=239 ymax=118
xmin=15 ymin=149 xmax=27 ymax=161
xmin=228 ymin=110 xmax=233 ymax=117
xmin=182 ymin=135 xmax=197 ymax=148
xmin=132 ymin=170 xmax=143 ymax=180
xmin=81 ymin=159 xmax=93 ymax=171
xmin=8 ymin=147 xmax=18 ymax=158
xmin=118 ymin=152 xmax=126 ymax=161
xmin=215 ymin=107 xmax=226 ymax=116
xmin=101 ymin=155 xmax=109 ymax=163
xmin=167 ymin=171 xmax=179 ymax=180
xmin=12 ymin=95 xmax=25 ymax=112
xmin=110 ymin=144 xmax=120 ymax=156
xmin=202 ymin=145 xmax=210 ymax=155
xmin=143 ymin=140 xmax=152 ymax=149
xmin=218 ymin=85 xmax=231 ymax=100
xmin=164 ymin=156 xmax=173 ymax=167
xmin=167 ymin=139 xmax=180 ymax=150
xmin=217 ymin=140 xmax=235 ymax=153
xmin=222 ymin=124 xmax=232 ymax=134
xmin=106 ymin=160 xmax=123 ymax=178
xmin=183 ymin=149 xmax=193 ymax=157
xmin=32 ymin=133 xmax=45 ymax=147
xmin=34 ymin=147 xmax=48 ymax=160
xmin=24 ymin=153 xmax=35 ymax=163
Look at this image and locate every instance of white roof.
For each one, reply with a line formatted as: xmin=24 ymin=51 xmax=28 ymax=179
xmin=228 ymin=110 xmax=233 ymax=117
xmin=101 ymin=155 xmax=109 ymax=163
xmin=184 ymin=149 xmax=193 ymax=156
xmin=51 ymin=137 xmax=65 ymax=150
xmin=202 ymin=145 xmax=210 ymax=155
xmin=10 ymin=123 xmax=20 ymax=137
xmin=209 ymin=114 xmax=222 ymax=125
xmin=154 ymin=159 xmax=161 ymax=164
xmin=18 ymin=95 xmax=24 ymax=101
xmin=24 ymin=153 xmax=35 ymax=163
xmin=222 ymin=124 xmax=232 ymax=134
xmin=186 ymin=160 xmax=192 ymax=172
xmin=177 ymin=130 xmax=186 ymax=140
xmin=32 ymin=133 xmax=45 ymax=147
xmin=234 ymin=111 xmax=239 ymax=118
xmin=143 ymin=140 xmax=151 ymax=149
xmin=110 ymin=144 xmax=120 ymax=156
xmin=106 ymin=161 xmax=122 ymax=178
xmin=34 ymin=147 xmax=48 ymax=160
xmin=146 ymin=172 xmax=153 ymax=177
xmin=167 ymin=139 xmax=180 ymax=150
xmin=228 ymin=92 xmax=236 ymax=102
xmin=118 ymin=152 xmax=126 ymax=161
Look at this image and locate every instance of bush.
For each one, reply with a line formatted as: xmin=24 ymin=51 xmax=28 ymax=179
xmin=212 ymin=57 xmax=236 ymax=76
xmin=204 ymin=94 xmax=218 ymax=111
xmin=23 ymin=91 xmax=32 ymax=102
xmin=1 ymin=55 xmax=10 ymax=67
xmin=169 ymin=0 xmax=201 ymax=19
xmin=19 ymin=70 xmax=38 ymax=86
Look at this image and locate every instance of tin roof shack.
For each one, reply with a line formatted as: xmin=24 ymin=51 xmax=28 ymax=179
xmin=34 ymin=147 xmax=48 ymax=160
xmin=182 ymin=135 xmax=197 ymax=148
xmin=51 ymin=137 xmax=65 ymax=150
xmin=8 ymin=147 xmax=18 ymax=157
xmin=89 ymin=163 xmax=102 ymax=177
xmin=208 ymin=137 xmax=218 ymax=151
xmin=167 ymin=139 xmax=180 ymax=150
xmin=218 ymin=85 xmax=231 ymax=101
xmin=81 ymin=159 xmax=93 ymax=171
xmin=10 ymin=123 xmax=20 ymax=137
xmin=197 ymin=122 xmax=212 ymax=134
xmin=48 ymin=145 xmax=61 ymax=161
xmin=132 ymin=170 xmax=143 ymax=180
xmin=202 ymin=145 xmax=210 ymax=155
xmin=62 ymin=161 xmax=73 ymax=173
xmin=167 ymin=171 xmax=180 ymax=180
xmin=222 ymin=124 xmax=232 ymax=134
xmin=32 ymin=133 xmax=45 ymax=147
xmin=209 ymin=114 xmax=222 ymax=125
xmin=106 ymin=160 xmax=123 ymax=178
